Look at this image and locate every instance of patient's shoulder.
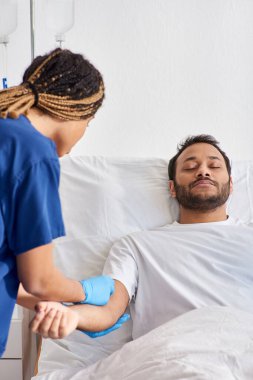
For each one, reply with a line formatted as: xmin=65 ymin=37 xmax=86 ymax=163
xmin=120 ymin=224 xmax=174 ymax=244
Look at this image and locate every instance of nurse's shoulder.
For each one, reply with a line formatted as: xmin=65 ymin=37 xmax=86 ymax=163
xmin=0 ymin=114 xmax=57 ymax=185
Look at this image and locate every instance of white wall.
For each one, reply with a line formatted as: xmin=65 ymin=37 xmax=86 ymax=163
xmin=4 ymin=0 xmax=253 ymax=160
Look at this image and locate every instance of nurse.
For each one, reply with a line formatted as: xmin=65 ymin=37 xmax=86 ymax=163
xmin=0 ymin=48 xmax=114 ymax=357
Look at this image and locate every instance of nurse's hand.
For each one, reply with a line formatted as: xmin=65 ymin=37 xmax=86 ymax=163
xmin=79 ymin=275 xmax=115 ymax=305
xmin=29 ymin=301 xmax=79 ymax=339
xmin=81 ymin=313 xmax=130 ymax=338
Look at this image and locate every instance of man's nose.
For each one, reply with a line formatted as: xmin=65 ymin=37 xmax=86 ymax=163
xmin=196 ymin=165 xmax=211 ymax=178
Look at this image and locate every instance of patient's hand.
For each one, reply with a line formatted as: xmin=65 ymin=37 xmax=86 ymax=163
xmin=29 ymin=301 xmax=79 ymax=339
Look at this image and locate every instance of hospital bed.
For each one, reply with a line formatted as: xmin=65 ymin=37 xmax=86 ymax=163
xmin=32 ymin=156 xmax=253 ymax=380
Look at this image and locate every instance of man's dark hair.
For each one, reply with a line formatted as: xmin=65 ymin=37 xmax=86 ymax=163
xmin=168 ymin=134 xmax=231 ymax=180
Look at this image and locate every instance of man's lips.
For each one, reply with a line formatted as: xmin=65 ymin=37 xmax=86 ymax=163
xmin=191 ymin=179 xmax=215 ymax=188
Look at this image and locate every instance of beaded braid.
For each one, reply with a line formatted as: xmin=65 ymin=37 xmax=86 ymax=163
xmin=0 ymin=48 xmax=104 ymax=120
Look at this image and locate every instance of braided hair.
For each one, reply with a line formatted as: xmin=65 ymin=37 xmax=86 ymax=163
xmin=0 ymin=48 xmax=104 ymax=120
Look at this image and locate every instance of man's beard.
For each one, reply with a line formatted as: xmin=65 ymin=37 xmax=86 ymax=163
xmin=174 ymin=178 xmax=230 ymax=212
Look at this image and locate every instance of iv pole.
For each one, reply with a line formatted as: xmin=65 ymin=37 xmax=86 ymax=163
xmin=30 ymin=0 xmax=35 ymax=60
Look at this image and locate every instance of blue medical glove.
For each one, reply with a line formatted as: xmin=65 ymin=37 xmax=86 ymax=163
xmin=81 ymin=313 xmax=130 ymax=338
xmin=79 ymin=275 xmax=115 ymax=305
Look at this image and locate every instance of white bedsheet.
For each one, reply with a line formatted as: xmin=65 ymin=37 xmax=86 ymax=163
xmin=33 ymin=306 xmax=253 ymax=380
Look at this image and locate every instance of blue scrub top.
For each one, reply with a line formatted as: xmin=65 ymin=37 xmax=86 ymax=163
xmin=0 ymin=115 xmax=65 ymax=357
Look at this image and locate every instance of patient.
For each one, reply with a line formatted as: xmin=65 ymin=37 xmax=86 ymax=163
xmin=30 ymin=134 xmax=253 ymax=340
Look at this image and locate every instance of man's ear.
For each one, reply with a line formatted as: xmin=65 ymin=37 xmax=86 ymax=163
xmin=169 ymin=180 xmax=177 ymax=198
xmin=229 ymin=176 xmax=233 ymax=194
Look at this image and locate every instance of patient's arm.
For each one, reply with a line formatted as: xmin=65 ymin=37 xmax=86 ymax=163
xmin=30 ymin=280 xmax=129 ymax=339
xmin=73 ymin=280 xmax=129 ymax=331
xmin=17 ymin=283 xmax=40 ymax=310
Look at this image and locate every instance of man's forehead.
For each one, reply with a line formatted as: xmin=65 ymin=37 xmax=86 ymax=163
xmin=177 ymin=143 xmax=224 ymax=164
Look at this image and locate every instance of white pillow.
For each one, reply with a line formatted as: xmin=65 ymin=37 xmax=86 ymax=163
xmin=227 ymin=160 xmax=253 ymax=222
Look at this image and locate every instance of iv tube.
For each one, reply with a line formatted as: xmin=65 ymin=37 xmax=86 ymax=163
xmin=0 ymin=40 xmax=8 ymax=89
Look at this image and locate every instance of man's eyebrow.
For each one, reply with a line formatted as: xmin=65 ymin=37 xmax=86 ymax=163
xmin=183 ymin=156 xmax=221 ymax=163
xmin=208 ymin=156 xmax=221 ymax=161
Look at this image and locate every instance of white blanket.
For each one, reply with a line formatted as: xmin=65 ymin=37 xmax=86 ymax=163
xmin=33 ymin=306 xmax=253 ymax=380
